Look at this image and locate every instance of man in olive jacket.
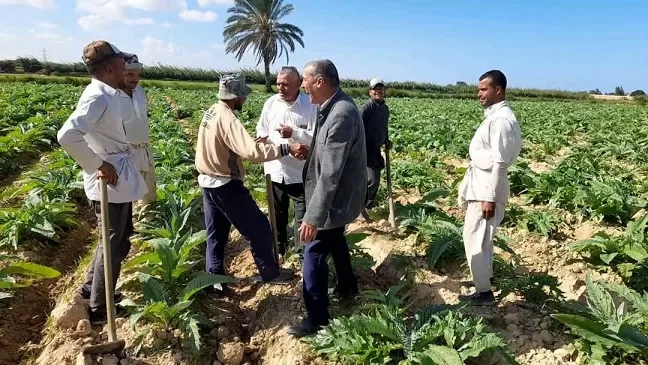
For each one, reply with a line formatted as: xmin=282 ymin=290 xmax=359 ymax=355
xmin=287 ymin=59 xmax=367 ymax=337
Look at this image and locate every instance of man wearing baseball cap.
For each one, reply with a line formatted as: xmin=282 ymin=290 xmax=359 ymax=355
xmin=358 ymin=77 xmax=392 ymax=221
xmin=57 ymin=40 xmax=146 ymax=325
xmin=195 ymin=74 xmax=308 ymax=296
xmin=118 ymin=54 xmax=157 ymax=212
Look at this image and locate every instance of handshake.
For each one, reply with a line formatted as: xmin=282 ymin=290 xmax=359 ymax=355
xmin=288 ymin=143 xmax=309 ymax=160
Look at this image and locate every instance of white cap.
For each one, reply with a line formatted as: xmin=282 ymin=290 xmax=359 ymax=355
xmin=369 ymin=78 xmax=385 ymax=88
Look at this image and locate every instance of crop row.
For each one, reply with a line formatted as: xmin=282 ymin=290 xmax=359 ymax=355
xmin=0 ymin=83 xmax=81 ymax=176
xmin=0 ymin=57 xmax=591 ymax=100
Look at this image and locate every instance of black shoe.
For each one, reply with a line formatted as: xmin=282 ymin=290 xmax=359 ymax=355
xmin=329 ymin=287 xmax=359 ymax=300
xmin=458 ymin=290 xmax=496 ymax=306
xmin=460 ymin=277 xmax=495 ymax=288
xmin=207 ymin=283 xmax=232 ymax=299
xmin=286 ymin=318 xmax=325 ymax=338
xmin=79 ymin=289 xmax=124 ymax=304
xmin=89 ymin=305 xmax=129 ymax=326
xmin=251 ymin=268 xmax=295 ymax=285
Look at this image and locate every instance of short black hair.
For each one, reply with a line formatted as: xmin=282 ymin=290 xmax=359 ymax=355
xmin=479 ymin=70 xmax=507 ymax=91
xmin=305 ymin=59 xmax=340 ymax=88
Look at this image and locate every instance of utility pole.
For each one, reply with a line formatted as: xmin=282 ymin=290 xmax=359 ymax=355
xmin=42 ymin=48 xmax=48 ymax=63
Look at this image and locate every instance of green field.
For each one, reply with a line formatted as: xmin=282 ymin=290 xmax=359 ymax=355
xmin=1 ymin=80 xmax=648 ymax=365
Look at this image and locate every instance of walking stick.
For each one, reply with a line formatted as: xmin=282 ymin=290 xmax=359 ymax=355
xmin=385 ymin=146 xmax=396 ymax=229
xmin=265 ymin=174 xmax=280 ymax=264
xmin=82 ymin=176 xmax=125 ymax=355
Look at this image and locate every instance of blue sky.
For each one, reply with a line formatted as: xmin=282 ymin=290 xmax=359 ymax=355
xmin=0 ymin=0 xmax=646 ymax=92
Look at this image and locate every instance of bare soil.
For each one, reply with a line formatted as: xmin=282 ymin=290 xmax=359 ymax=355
xmin=25 ymin=203 xmax=620 ymax=365
xmin=0 ymin=204 xmax=96 ymax=365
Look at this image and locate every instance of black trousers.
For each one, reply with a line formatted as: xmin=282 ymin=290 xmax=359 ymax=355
xmin=272 ymin=181 xmax=306 ymax=255
xmin=302 ymin=226 xmax=358 ymax=325
xmin=202 ymin=180 xmax=280 ymax=281
xmin=365 ymin=167 xmax=382 ymax=209
xmin=82 ymin=201 xmax=133 ymax=311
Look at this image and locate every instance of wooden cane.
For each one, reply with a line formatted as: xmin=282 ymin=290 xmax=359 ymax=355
xmin=265 ymin=174 xmax=280 ymax=264
xmin=385 ymin=146 xmax=396 ymax=229
xmin=82 ymin=177 xmax=125 ymax=355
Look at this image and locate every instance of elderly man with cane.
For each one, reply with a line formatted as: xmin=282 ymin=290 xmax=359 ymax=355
xmin=458 ymin=70 xmax=522 ymax=305
xmin=287 ymin=59 xmax=367 ymax=337
xmin=58 ymin=40 xmax=147 ymax=325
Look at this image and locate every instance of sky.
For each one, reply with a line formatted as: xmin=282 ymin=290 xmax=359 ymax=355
xmin=0 ymin=0 xmax=646 ymax=92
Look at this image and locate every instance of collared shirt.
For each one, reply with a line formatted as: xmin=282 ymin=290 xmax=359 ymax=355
xmin=117 ymin=85 xmax=153 ymax=171
xmin=255 ymin=92 xmax=317 ymax=184
xmin=319 ymin=88 xmax=340 ymax=110
xmin=196 ymin=101 xmax=285 ymax=189
xmin=458 ymin=100 xmax=522 ymax=205
xmin=57 ymin=78 xmax=146 ymax=203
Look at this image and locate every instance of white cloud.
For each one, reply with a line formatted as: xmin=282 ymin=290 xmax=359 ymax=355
xmin=77 ymin=14 xmax=114 ymax=32
xmin=0 ymin=0 xmax=55 ymax=9
xmin=39 ymin=22 xmax=57 ymax=29
xmin=0 ymin=32 xmax=17 ymax=40
xmin=32 ymin=31 xmax=68 ymax=43
xmin=141 ymin=36 xmax=177 ymax=57
xmin=76 ymin=0 xmax=186 ymax=17
xmin=123 ymin=17 xmax=155 ymax=25
xmin=161 ymin=22 xmax=172 ymax=28
xmin=178 ymin=9 xmax=217 ymax=22
xmin=197 ymin=0 xmax=233 ymax=7
xmin=76 ymin=1 xmax=125 ymax=20
xmin=75 ymin=0 xmax=191 ymax=32
xmin=120 ymin=0 xmax=186 ymax=12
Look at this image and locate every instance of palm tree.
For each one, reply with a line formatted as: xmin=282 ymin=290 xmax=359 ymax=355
xmin=223 ymin=0 xmax=305 ymax=93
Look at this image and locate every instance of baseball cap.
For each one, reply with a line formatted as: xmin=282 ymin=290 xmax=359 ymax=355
xmin=82 ymin=40 xmax=132 ymax=66
xmin=369 ymin=78 xmax=385 ymax=89
xmin=125 ymin=54 xmax=143 ymax=70
xmin=218 ymin=74 xmax=253 ymax=100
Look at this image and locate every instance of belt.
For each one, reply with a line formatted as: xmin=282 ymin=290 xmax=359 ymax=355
xmin=131 ymin=143 xmax=150 ymax=149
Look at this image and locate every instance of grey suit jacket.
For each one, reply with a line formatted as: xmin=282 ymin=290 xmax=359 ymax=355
xmin=302 ymin=89 xmax=368 ymax=230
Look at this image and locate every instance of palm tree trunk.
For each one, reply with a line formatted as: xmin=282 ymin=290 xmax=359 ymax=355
xmin=264 ymin=57 xmax=272 ymax=93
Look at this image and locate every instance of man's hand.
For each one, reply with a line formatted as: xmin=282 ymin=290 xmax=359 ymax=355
xmin=481 ymin=201 xmax=495 ymax=220
xmin=385 ymin=139 xmax=393 ymax=150
xmin=299 ymin=221 xmax=317 ymax=243
xmin=289 ymin=143 xmax=309 ymax=160
xmin=276 ymin=124 xmax=293 ymax=138
xmin=255 ymin=136 xmax=268 ymax=144
xmin=97 ymin=161 xmax=118 ymax=186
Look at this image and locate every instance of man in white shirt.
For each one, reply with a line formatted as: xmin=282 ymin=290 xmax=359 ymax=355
xmin=256 ymin=66 xmax=317 ymax=257
xmin=457 ymin=70 xmax=522 ymax=305
xmin=58 ymin=40 xmax=146 ymax=325
xmin=118 ymin=54 xmax=157 ymax=207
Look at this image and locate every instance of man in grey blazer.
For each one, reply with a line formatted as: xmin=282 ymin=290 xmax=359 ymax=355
xmin=287 ymin=59 xmax=367 ymax=337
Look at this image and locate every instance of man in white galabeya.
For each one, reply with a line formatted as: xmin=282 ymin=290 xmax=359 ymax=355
xmin=256 ymin=66 xmax=317 ymax=258
xmin=118 ymin=54 xmax=157 ymax=211
xmin=458 ymin=69 xmax=522 ymax=305
xmin=57 ymin=40 xmax=147 ymax=325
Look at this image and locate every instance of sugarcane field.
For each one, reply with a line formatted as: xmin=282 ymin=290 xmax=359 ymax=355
xmin=1 ymin=1 xmax=647 ymax=365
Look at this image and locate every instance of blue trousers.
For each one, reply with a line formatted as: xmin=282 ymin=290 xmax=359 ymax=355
xmin=201 ymin=180 xmax=280 ymax=281
xmin=302 ymin=226 xmax=358 ymax=324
